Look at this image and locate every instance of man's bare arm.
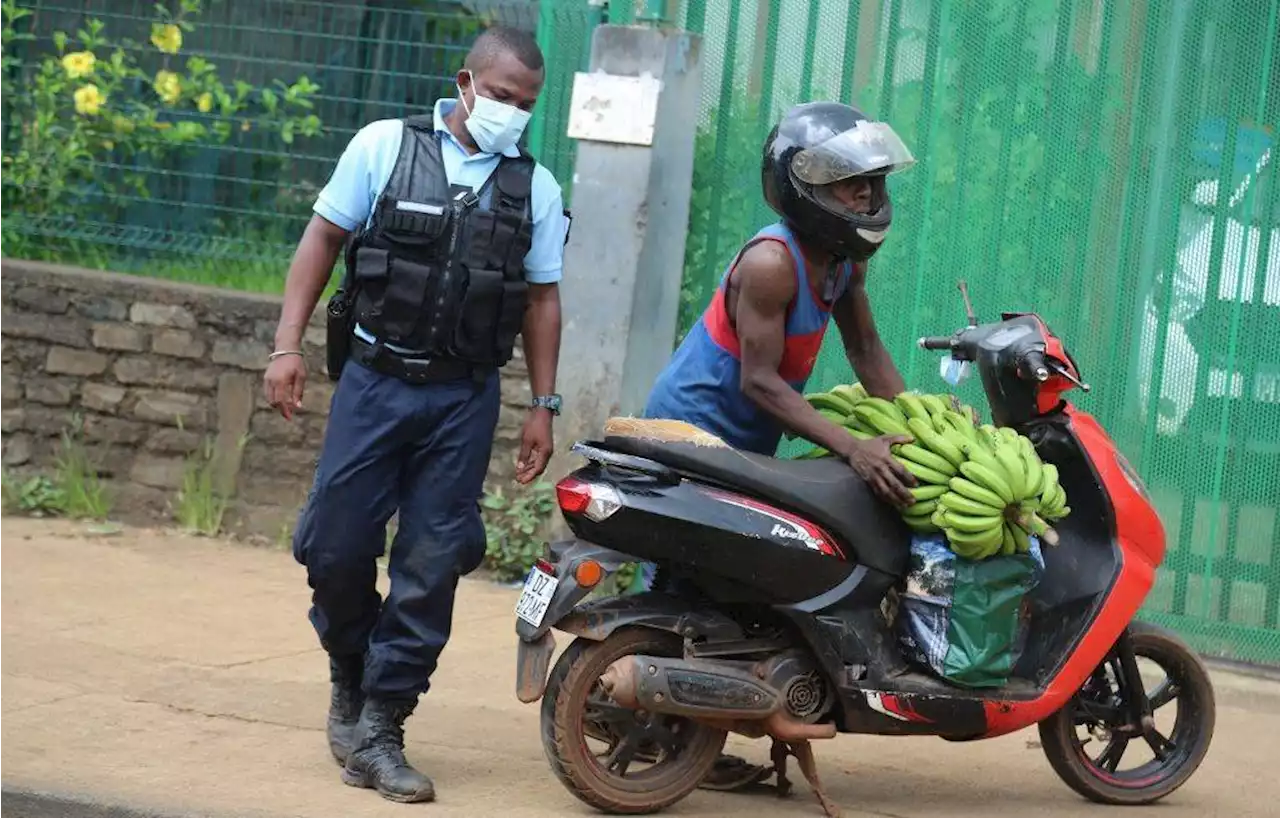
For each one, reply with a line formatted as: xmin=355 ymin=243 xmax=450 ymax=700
xmin=273 ymin=214 xmax=350 ymax=351
xmin=522 ymin=282 xmax=561 ymax=400
xmin=831 ymin=268 xmax=906 ymax=399
xmin=736 ymin=244 xmax=859 ymax=458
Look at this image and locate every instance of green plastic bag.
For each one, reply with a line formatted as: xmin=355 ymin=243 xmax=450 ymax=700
xmin=898 ymin=534 xmax=1046 ymax=689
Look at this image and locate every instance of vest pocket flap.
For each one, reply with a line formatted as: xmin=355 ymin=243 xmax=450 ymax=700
xmin=354 ymin=247 xmax=390 ymax=280
xmin=451 ymin=269 xmax=504 ymax=359
xmin=384 ymin=201 xmax=449 ymax=242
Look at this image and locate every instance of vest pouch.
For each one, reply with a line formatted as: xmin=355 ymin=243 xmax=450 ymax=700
xmin=378 ymin=200 xmax=450 ymax=251
xmin=493 ymin=279 xmax=529 ymax=363
xmin=451 ymin=267 xmax=504 ymax=362
xmin=353 ymin=246 xmax=390 ymax=282
xmin=377 ymin=256 xmax=442 ymax=343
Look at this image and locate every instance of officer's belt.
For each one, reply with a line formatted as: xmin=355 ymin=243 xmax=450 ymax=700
xmin=350 ymin=336 xmax=483 ymax=384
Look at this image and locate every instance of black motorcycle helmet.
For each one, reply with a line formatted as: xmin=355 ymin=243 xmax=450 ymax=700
xmin=761 ymin=101 xmax=916 ymax=261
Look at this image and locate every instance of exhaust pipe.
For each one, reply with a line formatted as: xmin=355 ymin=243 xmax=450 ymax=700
xmin=601 ymin=655 xmax=779 ymax=719
xmin=600 ymin=654 xmax=837 ymax=741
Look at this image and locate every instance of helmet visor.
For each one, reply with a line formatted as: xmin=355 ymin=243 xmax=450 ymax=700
xmin=790 ymin=121 xmax=916 ymax=186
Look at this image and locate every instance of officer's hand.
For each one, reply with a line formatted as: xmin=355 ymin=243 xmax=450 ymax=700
xmin=264 ymin=354 xmax=306 ymax=421
xmin=515 ymin=408 xmax=554 ymax=484
xmin=843 ymin=435 xmax=917 ymax=508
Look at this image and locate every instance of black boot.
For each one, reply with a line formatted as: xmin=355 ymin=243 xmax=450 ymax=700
xmin=326 ymin=654 xmax=365 ymax=766
xmin=340 ymin=697 xmax=435 ymax=803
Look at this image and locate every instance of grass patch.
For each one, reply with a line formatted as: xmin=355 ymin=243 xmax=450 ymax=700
xmin=53 ymin=425 xmax=112 ymax=519
xmin=1 ymin=229 xmax=342 ymax=298
xmin=173 ymin=432 xmax=249 ymax=536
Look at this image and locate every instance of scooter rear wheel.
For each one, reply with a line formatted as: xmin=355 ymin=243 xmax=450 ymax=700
xmin=1038 ymin=620 xmax=1215 ymax=805
xmin=540 ymin=627 xmax=728 ymax=814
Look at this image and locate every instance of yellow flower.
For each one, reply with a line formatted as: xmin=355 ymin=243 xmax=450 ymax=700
xmin=196 ymin=92 xmax=213 ymax=113
xmin=150 ymin=23 xmax=182 ymax=55
xmin=154 ymin=70 xmax=182 ymax=105
xmin=61 ymin=51 xmax=96 ymax=79
xmin=240 ymin=119 xmax=251 ymax=132
xmin=73 ymin=84 xmax=104 ymax=116
xmin=112 ymin=115 xmax=136 ymax=134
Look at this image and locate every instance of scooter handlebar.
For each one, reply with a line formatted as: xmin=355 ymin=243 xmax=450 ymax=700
xmin=917 ymin=336 xmax=954 ymax=351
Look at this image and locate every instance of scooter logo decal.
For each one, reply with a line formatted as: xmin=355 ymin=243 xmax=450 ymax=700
xmin=770 ymin=523 xmax=825 ymax=551
xmin=699 ymin=488 xmax=843 ymax=558
xmin=864 ymin=691 xmax=934 ymax=723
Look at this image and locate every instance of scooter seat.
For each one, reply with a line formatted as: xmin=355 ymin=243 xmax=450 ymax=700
xmin=599 ymin=423 xmax=911 ymax=578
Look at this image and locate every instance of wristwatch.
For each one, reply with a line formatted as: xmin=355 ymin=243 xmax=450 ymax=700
xmin=531 ymin=394 xmax=562 ymax=415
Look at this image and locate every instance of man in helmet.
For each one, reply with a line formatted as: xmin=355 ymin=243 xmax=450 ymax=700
xmin=640 ymin=101 xmax=919 ymax=792
xmin=647 ymin=101 xmax=919 ymax=503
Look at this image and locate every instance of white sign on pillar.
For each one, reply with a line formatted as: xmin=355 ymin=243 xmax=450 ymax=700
xmin=566 ymin=70 xmax=664 ymax=147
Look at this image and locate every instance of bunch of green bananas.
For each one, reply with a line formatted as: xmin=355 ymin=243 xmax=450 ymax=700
xmin=928 ymin=420 xmax=1069 ymax=559
xmin=797 ymin=384 xmax=1069 ymax=561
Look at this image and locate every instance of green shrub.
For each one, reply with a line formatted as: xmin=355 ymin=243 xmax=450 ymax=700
xmin=1 ymin=0 xmax=320 ymax=220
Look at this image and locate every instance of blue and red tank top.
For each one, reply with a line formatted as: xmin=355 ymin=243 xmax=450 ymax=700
xmin=643 ymin=222 xmax=853 ymax=455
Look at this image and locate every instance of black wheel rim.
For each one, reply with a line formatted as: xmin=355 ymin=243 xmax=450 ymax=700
xmin=1067 ymin=644 xmax=1200 ymax=789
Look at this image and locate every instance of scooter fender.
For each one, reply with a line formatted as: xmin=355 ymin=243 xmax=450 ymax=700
xmin=554 ymin=592 xmax=746 ymax=644
xmin=514 ymin=540 xmax=632 ymax=704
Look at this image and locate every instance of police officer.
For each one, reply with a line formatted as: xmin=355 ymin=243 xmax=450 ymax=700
xmin=263 ymin=26 xmax=567 ymax=804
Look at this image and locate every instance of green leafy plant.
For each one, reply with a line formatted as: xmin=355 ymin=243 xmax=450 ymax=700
xmin=11 ymin=471 xmax=64 ymax=514
xmin=481 ymin=481 xmax=557 ymax=582
xmin=480 ymin=480 xmax=642 ymax=596
xmin=0 ymin=465 xmax=15 ymax=517
xmin=0 ymin=0 xmax=322 ymax=219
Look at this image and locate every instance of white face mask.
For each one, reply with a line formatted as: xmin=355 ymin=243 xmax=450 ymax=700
xmin=458 ymin=71 xmax=532 ymax=155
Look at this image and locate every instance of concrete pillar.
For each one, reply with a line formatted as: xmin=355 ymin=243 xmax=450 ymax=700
xmin=550 ymin=24 xmax=703 ymax=478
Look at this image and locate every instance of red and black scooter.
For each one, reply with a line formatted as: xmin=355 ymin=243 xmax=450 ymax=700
xmin=512 ymin=306 xmax=1215 ymax=816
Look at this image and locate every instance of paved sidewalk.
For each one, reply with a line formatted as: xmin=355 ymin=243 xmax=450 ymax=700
xmin=3 ymin=516 xmax=1280 ymax=818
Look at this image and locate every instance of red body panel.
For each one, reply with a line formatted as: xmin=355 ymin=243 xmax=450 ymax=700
xmin=980 ymin=404 xmax=1165 ymax=737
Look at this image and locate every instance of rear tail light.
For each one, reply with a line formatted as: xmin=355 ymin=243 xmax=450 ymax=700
xmin=555 ymin=476 xmax=623 ymax=522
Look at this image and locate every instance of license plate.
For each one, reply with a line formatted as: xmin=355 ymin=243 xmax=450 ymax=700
xmin=515 ymin=565 xmax=559 ymax=627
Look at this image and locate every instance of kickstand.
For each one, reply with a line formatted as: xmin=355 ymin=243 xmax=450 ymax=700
xmin=768 ymin=738 xmax=842 ymax=818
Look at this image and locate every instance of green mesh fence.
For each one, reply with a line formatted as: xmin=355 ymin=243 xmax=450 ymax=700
xmin=647 ymin=0 xmax=1279 ymax=666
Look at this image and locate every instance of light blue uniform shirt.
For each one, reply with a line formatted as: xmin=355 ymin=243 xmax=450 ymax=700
xmin=313 ymin=98 xmax=568 ymax=353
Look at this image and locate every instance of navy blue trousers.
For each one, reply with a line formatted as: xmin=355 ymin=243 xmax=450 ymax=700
xmin=292 ymin=358 xmax=500 ymax=699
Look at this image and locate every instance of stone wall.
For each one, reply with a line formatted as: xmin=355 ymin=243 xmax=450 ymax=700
xmin=0 ymin=259 xmax=531 ymax=538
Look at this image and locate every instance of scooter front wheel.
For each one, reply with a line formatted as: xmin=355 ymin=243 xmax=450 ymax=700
xmin=540 ymin=627 xmax=728 ymax=815
xmin=1038 ymin=620 xmax=1216 ymax=805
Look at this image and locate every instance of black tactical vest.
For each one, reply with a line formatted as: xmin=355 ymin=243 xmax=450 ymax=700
xmin=347 ymin=115 xmax=536 ymax=368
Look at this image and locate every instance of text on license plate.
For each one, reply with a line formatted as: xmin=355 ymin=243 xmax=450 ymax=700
xmin=515 ymin=565 xmax=559 ymax=627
